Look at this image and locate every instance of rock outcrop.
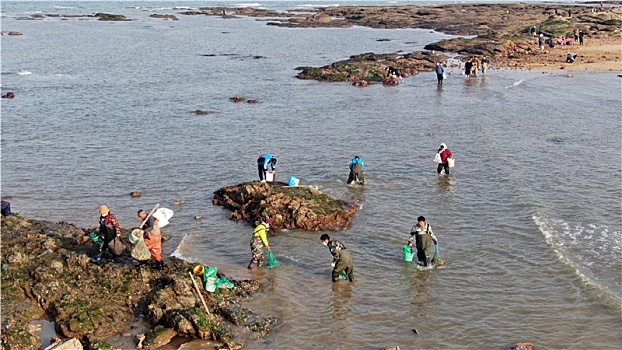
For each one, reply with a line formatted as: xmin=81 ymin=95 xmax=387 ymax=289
xmin=213 ymin=181 xmax=360 ymax=231
xmin=1 ymin=215 xmax=272 ymax=349
xmin=296 ymin=51 xmax=448 ymax=83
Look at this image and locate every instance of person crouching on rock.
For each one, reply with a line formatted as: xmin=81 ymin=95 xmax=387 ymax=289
xmin=92 ymin=205 xmax=122 ymax=264
xmin=320 ymin=234 xmax=354 ymax=282
xmin=248 ymin=219 xmax=272 ymax=269
xmin=347 ymin=155 xmax=365 ymax=185
xmin=137 ymin=209 xmax=164 ymax=270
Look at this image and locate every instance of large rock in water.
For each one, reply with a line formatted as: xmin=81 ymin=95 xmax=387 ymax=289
xmin=212 ymin=181 xmax=360 ymax=231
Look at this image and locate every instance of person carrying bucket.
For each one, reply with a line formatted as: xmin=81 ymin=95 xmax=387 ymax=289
xmin=257 ymin=153 xmax=277 ymax=182
xmin=248 ymin=219 xmax=272 ymax=269
xmin=408 ymin=216 xmax=438 ymax=267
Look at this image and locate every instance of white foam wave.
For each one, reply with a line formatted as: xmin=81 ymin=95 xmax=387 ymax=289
xmin=533 ymin=212 xmax=621 ymax=303
xmin=233 ymin=3 xmax=262 ymax=8
xmin=505 ymin=79 xmax=525 ymax=89
xmin=170 ymin=233 xmax=190 ymax=261
xmin=18 ymin=70 xmax=32 ymax=75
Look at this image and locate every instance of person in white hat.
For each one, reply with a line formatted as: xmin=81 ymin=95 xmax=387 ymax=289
xmin=436 ymin=143 xmax=453 ymax=175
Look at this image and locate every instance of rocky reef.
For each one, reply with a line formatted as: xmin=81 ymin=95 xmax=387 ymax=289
xmin=213 ymin=181 xmax=360 ymax=231
xmin=296 ymin=51 xmax=449 ymax=83
xmin=1 ymin=215 xmax=272 ymax=349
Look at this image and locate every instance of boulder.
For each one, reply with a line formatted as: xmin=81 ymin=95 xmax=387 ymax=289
xmin=213 ymin=182 xmax=360 ymax=231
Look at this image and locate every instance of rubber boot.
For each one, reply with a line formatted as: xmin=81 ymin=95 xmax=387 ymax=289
xmin=91 ymin=253 xmax=103 ymax=264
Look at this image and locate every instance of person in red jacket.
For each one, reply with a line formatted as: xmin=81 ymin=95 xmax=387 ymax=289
xmin=436 ymin=143 xmax=453 ymax=175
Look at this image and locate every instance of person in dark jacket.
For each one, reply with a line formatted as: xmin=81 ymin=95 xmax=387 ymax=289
xmin=435 ymin=62 xmax=445 ymax=85
xmin=1 ymin=199 xmax=11 ymax=216
xmin=320 ymin=234 xmax=354 ymax=282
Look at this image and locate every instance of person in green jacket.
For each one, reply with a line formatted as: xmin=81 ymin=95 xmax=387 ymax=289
xmin=248 ymin=219 xmax=272 ymax=269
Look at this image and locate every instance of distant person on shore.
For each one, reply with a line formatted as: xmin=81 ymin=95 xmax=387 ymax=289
xmin=257 ymin=153 xmax=277 ymax=182
xmin=1 ymin=199 xmax=11 ymax=216
xmin=464 ymin=59 xmax=473 ymax=77
xmin=320 ymin=234 xmax=354 ymax=282
xmin=471 ymin=59 xmax=478 ymax=77
xmin=481 ymin=56 xmax=490 ymax=75
xmin=538 ymin=33 xmax=545 ymax=50
xmin=579 ymin=30 xmax=585 ymax=45
xmin=248 ymin=219 xmax=271 ymax=269
xmin=574 ymin=28 xmax=580 ymax=42
xmin=347 ymin=156 xmax=365 ymax=185
xmin=435 ymin=62 xmax=445 ymax=85
xmin=566 ymin=52 xmax=577 ymax=63
xmin=137 ymin=209 xmax=164 ymax=270
xmin=530 ymin=25 xmax=537 ymax=36
xmin=436 ymin=143 xmax=453 ymax=175
xmin=407 ymin=216 xmax=438 ymax=267
xmin=92 ymin=205 xmax=122 ymax=264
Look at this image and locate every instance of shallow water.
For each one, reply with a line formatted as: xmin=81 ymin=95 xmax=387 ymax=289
xmin=2 ymin=1 xmax=621 ymax=349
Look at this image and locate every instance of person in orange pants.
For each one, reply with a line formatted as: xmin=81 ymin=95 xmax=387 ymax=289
xmin=138 ymin=209 xmax=164 ymax=270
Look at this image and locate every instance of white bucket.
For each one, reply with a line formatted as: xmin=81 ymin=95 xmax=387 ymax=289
xmin=294 ymin=178 xmax=300 ymax=186
xmin=130 ymin=229 xmax=143 ymax=244
xmin=266 ymin=172 xmax=274 ymax=182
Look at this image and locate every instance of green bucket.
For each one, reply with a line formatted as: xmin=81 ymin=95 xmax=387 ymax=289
xmin=403 ymin=245 xmax=415 ymax=262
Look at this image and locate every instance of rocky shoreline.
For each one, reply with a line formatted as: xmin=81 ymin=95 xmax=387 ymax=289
xmin=9 ymin=3 xmax=620 ymax=80
xmin=0 ymin=215 xmax=272 ymax=350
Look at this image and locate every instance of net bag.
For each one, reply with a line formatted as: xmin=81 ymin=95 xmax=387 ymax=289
xmin=266 ymin=251 xmax=280 ymax=267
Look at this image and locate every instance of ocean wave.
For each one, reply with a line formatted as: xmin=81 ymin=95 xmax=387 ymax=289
xmin=533 ymin=212 xmax=621 ymax=308
xmin=233 ymin=3 xmax=263 ymax=8
xmin=18 ymin=70 xmax=32 ymax=75
xmin=170 ymin=233 xmax=190 ymax=261
xmin=505 ymin=79 xmax=525 ymax=89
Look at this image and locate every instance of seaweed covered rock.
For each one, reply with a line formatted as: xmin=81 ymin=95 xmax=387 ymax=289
xmin=213 ymin=181 xmax=360 ymax=231
xmin=0 ymin=215 xmax=270 ymax=349
xmin=296 ymin=51 xmax=447 ymax=82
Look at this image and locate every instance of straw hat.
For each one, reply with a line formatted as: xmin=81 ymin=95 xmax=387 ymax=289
xmin=99 ymin=205 xmax=109 ymax=215
xmin=193 ymin=265 xmax=204 ymax=276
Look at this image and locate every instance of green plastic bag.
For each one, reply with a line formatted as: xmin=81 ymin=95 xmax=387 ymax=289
xmin=266 ymin=251 xmax=280 ymax=267
xmin=90 ymin=231 xmax=101 ymax=245
xmin=338 ymin=271 xmax=348 ymax=280
xmin=215 ymin=276 xmax=235 ymax=290
xmin=403 ymin=245 xmax=414 ymax=262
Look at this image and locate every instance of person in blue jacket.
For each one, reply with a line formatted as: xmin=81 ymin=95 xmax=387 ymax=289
xmin=347 ymin=156 xmax=365 ymax=185
xmin=257 ymin=153 xmax=277 ymax=182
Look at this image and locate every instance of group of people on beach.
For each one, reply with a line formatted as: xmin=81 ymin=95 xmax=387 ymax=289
xmin=463 ymin=57 xmax=490 ymax=78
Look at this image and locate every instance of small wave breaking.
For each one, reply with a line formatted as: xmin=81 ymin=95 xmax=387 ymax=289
xmin=505 ymin=79 xmax=524 ymax=89
xmin=533 ymin=212 xmax=621 ymax=309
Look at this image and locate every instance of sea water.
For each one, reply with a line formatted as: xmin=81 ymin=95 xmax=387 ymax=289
xmin=1 ymin=1 xmax=621 ymax=349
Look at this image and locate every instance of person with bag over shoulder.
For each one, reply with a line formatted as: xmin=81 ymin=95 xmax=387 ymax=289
xmin=137 ymin=209 xmax=164 ymax=270
xmin=92 ymin=205 xmax=123 ymax=264
xmin=436 ymin=143 xmax=453 ymax=175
